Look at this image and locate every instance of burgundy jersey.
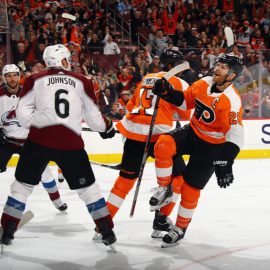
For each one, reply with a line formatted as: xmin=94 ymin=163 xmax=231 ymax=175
xmin=17 ymin=69 xmax=107 ymax=150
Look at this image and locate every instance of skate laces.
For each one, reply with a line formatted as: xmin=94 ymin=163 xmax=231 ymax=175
xmin=168 ymin=226 xmax=183 ymax=239
xmin=151 ymin=186 xmax=168 ymax=197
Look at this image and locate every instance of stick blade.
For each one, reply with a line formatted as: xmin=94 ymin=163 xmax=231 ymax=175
xmin=18 ymin=210 xmax=34 ymax=229
xmin=224 ymin=26 xmax=234 ymax=47
xmin=62 ymin=13 xmax=76 ymax=21
xmin=163 ymin=61 xmax=190 ymax=80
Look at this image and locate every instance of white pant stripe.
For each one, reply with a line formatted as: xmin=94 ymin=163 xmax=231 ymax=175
xmin=155 ymin=166 xmax=172 ymax=178
xmin=178 ymin=205 xmax=195 ymax=218
xmin=172 ymin=192 xmax=179 ymax=203
xmin=107 ymin=193 xmax=124 ymax=208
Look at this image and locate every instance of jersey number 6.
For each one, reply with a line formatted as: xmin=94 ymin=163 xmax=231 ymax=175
xmin=55 ymin=89 xmax=70 ymax=118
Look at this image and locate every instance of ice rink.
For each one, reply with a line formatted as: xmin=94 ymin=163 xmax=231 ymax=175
xmin=0 ymin=159 xmax=270 ymax=270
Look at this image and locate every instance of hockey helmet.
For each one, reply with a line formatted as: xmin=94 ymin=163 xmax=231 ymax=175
xmin=43 ymin=44 xmax=71 ymax=70
xmin=160 ymin=49 xmax=184 ymax=68
xmin=216 ymin=54 xmax=244 ymax=78
xmin=2 ymin=64 xmax=20 ymax=83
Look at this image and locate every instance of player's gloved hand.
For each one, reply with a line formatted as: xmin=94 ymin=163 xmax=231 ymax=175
xmin=99 ymin=117 xmax=115 ymax=139
xmin=0 ymin=129 xmax=6 ymax=146
xmin=152 ymin=77 xmax=174 ymax=98
xmin=214 ymin=160 xmax=234 ymax=188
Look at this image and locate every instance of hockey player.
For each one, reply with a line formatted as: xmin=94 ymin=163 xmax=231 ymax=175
xmin=149 ymin=54 xmax=244 ymax=247
xmin=0 ymin=64 xmax=67 ymax=212
xmin=102 ymin=49 xmax=191 ymax=239
xmin=0 ymin=44 xmax=116 ymax=247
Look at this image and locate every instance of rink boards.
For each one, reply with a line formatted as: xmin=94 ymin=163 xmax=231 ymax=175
xmin=7 ymin=119 xmax=270 ymax=166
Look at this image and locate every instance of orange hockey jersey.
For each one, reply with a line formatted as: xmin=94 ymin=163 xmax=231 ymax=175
xmin=116 ymin=72 xmax=190 ymax=142
xmin=179 ymin=76 xmax=244 ymax=148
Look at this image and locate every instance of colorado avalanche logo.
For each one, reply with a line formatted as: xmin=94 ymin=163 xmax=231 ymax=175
xmin=1 ymin=110 xmax=21 ymax=127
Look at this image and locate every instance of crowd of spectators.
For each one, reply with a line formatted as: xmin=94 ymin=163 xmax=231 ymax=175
xmin=0 ymin=0 xmax=270 ymax=118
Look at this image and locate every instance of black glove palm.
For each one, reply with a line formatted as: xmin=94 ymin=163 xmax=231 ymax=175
xmin=214 ymin=160 xmax=234 ymax=188
xmin=99 ymin=117 xmax=116 ymax=139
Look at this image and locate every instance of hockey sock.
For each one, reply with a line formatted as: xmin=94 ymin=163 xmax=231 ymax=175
xmin=1 ymin=196 xmax=25 ymax=230
xmin=176 ymin=182 xmax=200 ymax=229
xmin=154 ymin=135 xmax=176 ymax=186
xmin=42 ymin=179 xmax=61 ymax=201
xmin=86 ymin=198 xmax=114 ymax=234
xmin=107 ymin=176 xmax=136 ymax=218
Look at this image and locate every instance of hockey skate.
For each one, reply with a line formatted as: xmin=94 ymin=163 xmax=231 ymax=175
xmin=95 ymin=218 xmax=117 ymax=247
xmin=149 ymin=185 xmax=173 ymax=211
xmin=102 ymin=230 xmax=116 ymax=246
xmin=52 ymin=198 xmax=68 ymax=212
xmin=0 ymin=220 xmax=17 ymax=246
xmin=92 ymin=226 xmax=116 ymax=247
xmin=161 ymin=225 xmax=186 ymax=248
xmin=151 ymin=210 xmax=173 ymax=239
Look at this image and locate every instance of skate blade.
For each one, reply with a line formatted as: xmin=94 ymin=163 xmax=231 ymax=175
xmin=161 ymin=241 xmax=180 ymax=248
xmin=92 ymin=233 xmax=102 ymax=243
xmin=108 ymin=244 xmax=117 ymax=253
xmin=151 ymin=230 xmax=167 ymax=239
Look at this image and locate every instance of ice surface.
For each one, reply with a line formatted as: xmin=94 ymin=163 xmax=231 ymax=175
xmin=0 ymin=159 xmax=270 ymax=270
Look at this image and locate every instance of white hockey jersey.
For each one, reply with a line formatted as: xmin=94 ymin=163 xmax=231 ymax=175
xmin=0 ymin=85 xmax=29 ymax=143
xmin=16 ymin=69 xmax=107 ymax=150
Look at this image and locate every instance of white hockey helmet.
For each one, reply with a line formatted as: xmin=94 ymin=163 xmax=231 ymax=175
xmin=43 ymin=44 xmax=71 ymax=70
xmin=2 ymin=64 xmax=20 ymax=83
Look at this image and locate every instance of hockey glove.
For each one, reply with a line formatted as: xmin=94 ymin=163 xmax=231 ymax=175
xmin=152 ymin=78 xmax=174 ymax=97
xmin=0 ymin=129 xmax=6 ymax=146
xmin=214 ymin=160 xmax=234 ymax=188
xmin=99 ymin=117 xmax=116 ymax=139
xmin=152 ymin=78 xmax=184 ymax=106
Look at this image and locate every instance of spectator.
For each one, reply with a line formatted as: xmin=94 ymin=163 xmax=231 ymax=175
xmin=251 ymin=29 xmax=265 ymax=51
xmin=99 ymin=88 xmax=115 ymax=114
xmin=237 ymin=21 xmax=252 ymax=49
xmin=106 ymin=103 xmax=123 ymax=120
xmin=150 ymin=29 xmax=169 ymax=56
xmin=149 ymin=55 xmax=161 ymax=73
xmin=103 ymin=35 xmax=121 ymax=55
xmin=11 ymin=17 xmax=25 ymax=42
xmin=118 ymin=68 xmax=133 ymax=91
xmin=12 ymin=42 xmax=32 ymax=71
xmin=117 ymin=90 xmax=131 ymax=117
xmin=187 ymin=27 xmax=199 ymax=48
xmin=88 ymin=33 xmax=103 ymax=54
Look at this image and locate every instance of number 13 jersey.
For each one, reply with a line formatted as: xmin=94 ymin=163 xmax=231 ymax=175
xmin=117 ymin=72 xmax=190 ymax=142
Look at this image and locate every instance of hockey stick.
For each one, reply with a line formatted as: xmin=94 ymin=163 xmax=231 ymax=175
xmin=82 ymin=127 xmax=120 ymax=133
xmin=62 ymin=13 xmax=76 ymax=21
xmin=129 ymin=61 xmax=190 ymax=217
xmin=204 ymin=27 xmax=235 ymax=77
xmin=224 ymin=26 xmax=234 ymax=53
xmin=1 ymin=210 xmax=34 ymax=254
xmin=90 ymin=160 xmax=121 ymax=170
xmin=5 ymin=139 xmax=24 ymax=147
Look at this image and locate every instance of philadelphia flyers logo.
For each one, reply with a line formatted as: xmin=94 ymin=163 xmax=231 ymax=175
xmin=195 ymin=99 xmax=215 ymax=123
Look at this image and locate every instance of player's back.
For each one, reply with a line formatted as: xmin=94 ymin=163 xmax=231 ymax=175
xmin=117 ymin=72 xmax=188 ymax=142
xmin=17 ymin=69 xmax=98 ymax=150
